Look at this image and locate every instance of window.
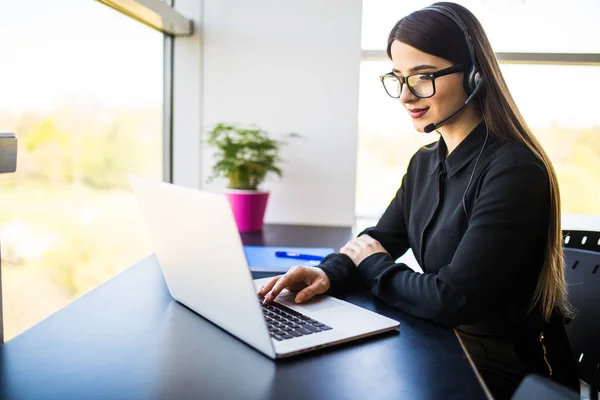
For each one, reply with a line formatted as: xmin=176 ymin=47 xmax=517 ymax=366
xmin=501 ymin=64 xmax=600 ymax=215
xmin=0 ymin=1 xmax=164 ymax=340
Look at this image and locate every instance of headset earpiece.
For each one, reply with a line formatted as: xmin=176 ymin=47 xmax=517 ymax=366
xmin=473 ymin=71 xmax=481 ymax=87
xmin=425 ymin=5 xmax=482 ymax=97
xmin=465 ymin=69 xmax=481 ymax=95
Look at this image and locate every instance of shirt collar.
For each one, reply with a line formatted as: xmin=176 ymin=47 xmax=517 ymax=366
xmin=429 ymin=121 xmax=487 ymax=178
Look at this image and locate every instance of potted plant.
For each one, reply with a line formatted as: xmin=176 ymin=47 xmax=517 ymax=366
xmin=204 ymin=123 xmax=297 ymax=232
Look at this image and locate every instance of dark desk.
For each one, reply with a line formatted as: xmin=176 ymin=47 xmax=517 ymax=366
xmin=1 ymin=225 xmax=489 ymax=400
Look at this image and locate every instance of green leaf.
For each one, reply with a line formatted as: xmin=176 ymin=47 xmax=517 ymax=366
xmin=204 ymin=123 xmax=298 ymax=189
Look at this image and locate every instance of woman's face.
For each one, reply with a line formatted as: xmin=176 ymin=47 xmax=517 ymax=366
xmin=389 ymin=40 xmax=468 ymax=133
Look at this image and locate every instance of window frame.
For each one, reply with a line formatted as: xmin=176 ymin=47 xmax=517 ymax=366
xmin=95 ymin=0 xmax=193 ymax=36
xmin=94 ymin=0 xmax=194 ymax=184
xmin=361 ymin=50 xmax=600 ymax=66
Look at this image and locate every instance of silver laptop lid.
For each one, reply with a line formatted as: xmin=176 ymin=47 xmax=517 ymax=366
xmin=129 ymin=176 xmax=275 ymax=359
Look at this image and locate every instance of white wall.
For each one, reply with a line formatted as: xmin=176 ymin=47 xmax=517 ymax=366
xmin=199 ymin=0 xmax=363 ymax=227
xmin=172 ymin=0 xmax=203 ymax=190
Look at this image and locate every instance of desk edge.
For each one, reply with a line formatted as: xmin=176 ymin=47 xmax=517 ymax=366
xmin=454 ymin=329 xmax=494 ymax=400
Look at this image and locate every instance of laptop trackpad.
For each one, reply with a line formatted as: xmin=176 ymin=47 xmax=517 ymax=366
xmin=278 ymin=294 xmax=343 ymax=312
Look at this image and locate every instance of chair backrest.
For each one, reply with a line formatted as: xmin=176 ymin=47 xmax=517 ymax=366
xmin=563 ymin=230 xmax=600 ymax=387
xmin=512 ymin=374 xmax=580 ymax=400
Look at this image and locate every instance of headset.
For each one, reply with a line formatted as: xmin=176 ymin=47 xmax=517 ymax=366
xmin=421 ymin=4 xmax=489 ymax=219
xmin=422 ymin=4 xmax=484 ymax=134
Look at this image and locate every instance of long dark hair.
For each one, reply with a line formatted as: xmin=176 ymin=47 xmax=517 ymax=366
xmin=387 ymin=2 xmax=571 ymax=321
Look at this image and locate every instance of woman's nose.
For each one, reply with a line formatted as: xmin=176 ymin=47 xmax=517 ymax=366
xmin=398 ymin=82 xmax=417 ymax=104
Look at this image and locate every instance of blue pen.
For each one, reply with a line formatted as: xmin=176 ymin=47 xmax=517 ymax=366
xmin=275 ymin=251 xmax=325 ymax=261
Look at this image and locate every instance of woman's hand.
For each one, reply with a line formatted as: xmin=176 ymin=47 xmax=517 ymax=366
xmin=340 ymin=234 xmax=388 ymax=267
xmin=258 ymin=265 xmax=331 ymax=304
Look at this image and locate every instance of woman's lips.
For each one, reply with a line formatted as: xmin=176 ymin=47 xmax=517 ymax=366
xmin=407 ymin=107 xmax=429 ymax=119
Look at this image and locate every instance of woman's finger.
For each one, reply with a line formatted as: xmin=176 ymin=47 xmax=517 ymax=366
xmin=257 ymin=275 xmax=282 ymax=297
xmin=294 ymin=275 xmax=329 ymax=303
xmin=263 ymin=267 xmax=305 ymax=303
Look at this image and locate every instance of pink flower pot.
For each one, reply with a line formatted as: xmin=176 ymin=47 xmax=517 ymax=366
xmin=224 ymin=189 xmax=269 ymax=232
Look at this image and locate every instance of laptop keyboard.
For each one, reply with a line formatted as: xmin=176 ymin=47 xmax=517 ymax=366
xmin=259 ymin=298 xmax=332 ymax=341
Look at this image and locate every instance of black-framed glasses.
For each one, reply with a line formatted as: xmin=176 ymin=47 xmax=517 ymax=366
xmin=380 ymin=64 xmax=467 ymax=99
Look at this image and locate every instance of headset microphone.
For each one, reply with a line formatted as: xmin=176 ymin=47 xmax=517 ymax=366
xmin=423 ymin=77 xmax=485 ymax=134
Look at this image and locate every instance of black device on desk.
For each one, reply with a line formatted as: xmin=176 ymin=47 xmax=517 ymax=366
xmin=0 ymin=132 xmax=17 ymax=174
xmin=0 ymin=131 xmax=17 ymax=344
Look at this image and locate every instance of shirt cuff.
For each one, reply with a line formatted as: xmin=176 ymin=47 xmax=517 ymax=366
xmin=317 ymin=253 xmax=357 ymax=295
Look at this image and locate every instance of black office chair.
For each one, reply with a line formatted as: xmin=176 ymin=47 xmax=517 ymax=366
xmin=512 ymin=374 xmax=580 ymax=400
xmin=563 ymin=230 xmax=600 ymax=400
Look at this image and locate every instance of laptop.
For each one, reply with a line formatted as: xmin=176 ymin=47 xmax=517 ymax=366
xmin=129 ymin=176 xmax=400 ymax=359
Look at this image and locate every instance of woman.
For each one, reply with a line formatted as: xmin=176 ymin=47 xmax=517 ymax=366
xmin=259 ymin=2 xmax=579 ymax=398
